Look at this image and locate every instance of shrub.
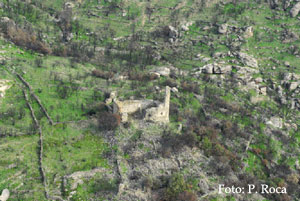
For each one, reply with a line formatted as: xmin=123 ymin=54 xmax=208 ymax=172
xmin=163 ymin=173 xmax=197 ymax=201
xmin=128 ymin=72 xmax=159 ymax=81
xmin=85 ymin=103 xmax=108 ymax=116
xmin=160 ymin=132 xmax=198 ymax=157
xmin=3 ymin=21 xmax=51 ymax=54
xmin=97 ymin=112 xmax=120 ymax=130
xmin=176 ymin=191 xmax=197 ymax=201
xmin=181 ymin=81 xmax=199 ymax=94
xmin=165 ymin=173 xmax=186 ymax=199
xmin=92 ymin=69 xmax=114 ymax=79
xmin=164 ymin=79 xmax=177 ymax=88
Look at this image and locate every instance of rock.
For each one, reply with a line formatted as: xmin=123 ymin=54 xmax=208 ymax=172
xmin=106 ymin=91 xmax=117 ymax=104
xmin=269 ymin=0 xmax=280 ymax=9
xmin=250 ymin=95 xmax=267 ymax=104
xmin=289 ymin=82 xmax=299 ymax=91
xmin=0 ymin=80 xmax=11 ymax=99
xmin=171 ymin=87 xmax=178 ymax=93
xmin=290 ymin=2 xmax=300 ymax=17
xmin=266 ymin=117 xmax=283 ymax=129
xmin=164 ymin=26 xmax=179 ymax=39
xmin=201 ymin=63 xmax=214 ymax=74
xmin=200 ymin=63 xmax=232 ymax=74
xmin=238 ymin=52 xmax=258 ymax=68
xmin=112 ymin=74 xmax=128 ymax=82
xmin=284 ymin=61 xmax=290 ymax=67
xmin=213 ymin=52 xmax=226 ymax=59
xmin=63 ymin=168 xmax=115 ymax=191
xmin=201 ymin=57 xmax=211 ymax=63
xmin=259 ymin=86 xmax=267 ymax=95
xmin=282 ymin=30 xmax=299 ymax=43
xmin=284 ymin=0 xmax=292 ymax=10
xmin=149 ymin=67 xmax=170 ymax=77
xmin=213 ymin=65 xmax=232 ymax=74
xmin=0 ymin=17 xmax=10 ymax=23
xmin=255 ymin=77 xmax=263 ymax=83
xmin=244 ymin=26 xmax=254 ymax=38
xmin=0 ymin=17 xmax=15 ymax=33
xmin=64 ymin=2 xmax=75 ymax=9
xmin=198 ymin=179 xmax=209 ymax=194
xmin=0 ymin=189 xmax=9 ymax=201
xmin=218 ymin=24 xmax=228 ymax=34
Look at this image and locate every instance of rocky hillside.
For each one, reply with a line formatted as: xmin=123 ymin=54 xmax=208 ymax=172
xmin=0 ymin=0 xmax=300 ymax=200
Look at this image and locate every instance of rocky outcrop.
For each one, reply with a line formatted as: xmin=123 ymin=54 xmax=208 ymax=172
xmin=192 ymin=63 xmax=232 ymax=76
xmin=0 ymin=80 xmax=11 ymax=98
xmin=218 ymin=24 xmax=228 ymax=34
xmin=243 ymin=26 xmax=253 ymax=38
xmin=163 ymin=26 xmax=179 ymax=43
xmin=238 ymin=52 xmax=258 ymax=68
xmin=266 ymin=117 xmax=283 ymax=129
xmin=290 ymin=2 xmax=300 ymax=17
xmin=281 ymin=29 xmax=299 ymax=43
xmin=144 ymin=86 xmax=170 ymax=124
xmin=0 ymin=189 xmax=9 ymax=201
xmin=149 ymin=66 xmax=170 ymax=77
xmin=63 ymin=168 xmax=115 ymax=191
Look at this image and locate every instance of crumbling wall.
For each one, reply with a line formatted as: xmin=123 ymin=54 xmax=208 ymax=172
xmin=144 ymin=86 xmax=170 ymax=124
xmin=110 ymin=86 xmax=171 ymax=123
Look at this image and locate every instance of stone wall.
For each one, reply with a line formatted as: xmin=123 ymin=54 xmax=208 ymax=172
xmin=111 ymin=86 xmax=171 ymax=123
xmin=144 ymin=86 xmax=170 ymax=124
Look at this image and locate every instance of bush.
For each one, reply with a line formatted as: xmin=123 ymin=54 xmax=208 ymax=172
xmin=92 ymin=69 xmax=114 ymax=79
xmin=160 ymin=132 xmax=198 ymax=157
xmin=85 ymin=103 xmax=108 ymax=116
xmin=163 ymin=173 xmax=198 ymax=201
xmin=3 ymin=20 xmax=51 ymax=54
xmin=181 ymin=81 xmax=199 ymax=94
xmin=164 ymin=79 xmax=177 ymax=88
xmin=128 ymin=72 xmax=159 ymax=81
xmin=176 ymin=191 xmax=197 ymax=201
xmin=97 ymin=112 xmax=120 ymax=130
xmin=165 ymin=173 xmax=186 ymax=199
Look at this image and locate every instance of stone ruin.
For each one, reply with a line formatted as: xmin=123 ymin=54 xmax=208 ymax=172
xmin=106 ymin=86 xmax=171 ymax=123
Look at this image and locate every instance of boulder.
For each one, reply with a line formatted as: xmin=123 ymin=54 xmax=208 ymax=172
xmin=0 ymin=189 xmax=9 ymax=201
xmin=259 ymin=86 xmax=267 ymax=95
xmin=289 ymin=82 xmax=299 ymax=91
xmin=269 ymin=0 xmax=280 ymax=9
xmin=0 ymin=17 xmax=15 ymax=33
xmin=200 ymin=63 xmax=232 ymax=74
xmin=0 ymin=80 xmax=11 ymax=99
xmin=64 ymin=2 xmax=75 ymax=9
xmin=181 ymin=21 xmax=193 ymax=31
xmin=149 ymin=67 xmax=170 ymax=77
xmin=63 ymin=168 xmax=116 ymax=196
xmin=218 ymin=24 xmax=228 ymax=34
xmin=290 ymin=2 xmax=300 ymax=17
xmin=238 ymin=52 xmax=258 ymax=68
xmin=214 ymin=65 xmax=232 ymax=74
xmin=201 ymin=63 xmax=214 ymax=74
xmin=163 ymin=26 xmax=179 ymax=39
xmin=266 ymin=117 xmax=283 ymax=129
xmin=244 ymin=26 xmax=253 ymax=38
xmin=106 ymin=91 xmax=117 ymax=104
